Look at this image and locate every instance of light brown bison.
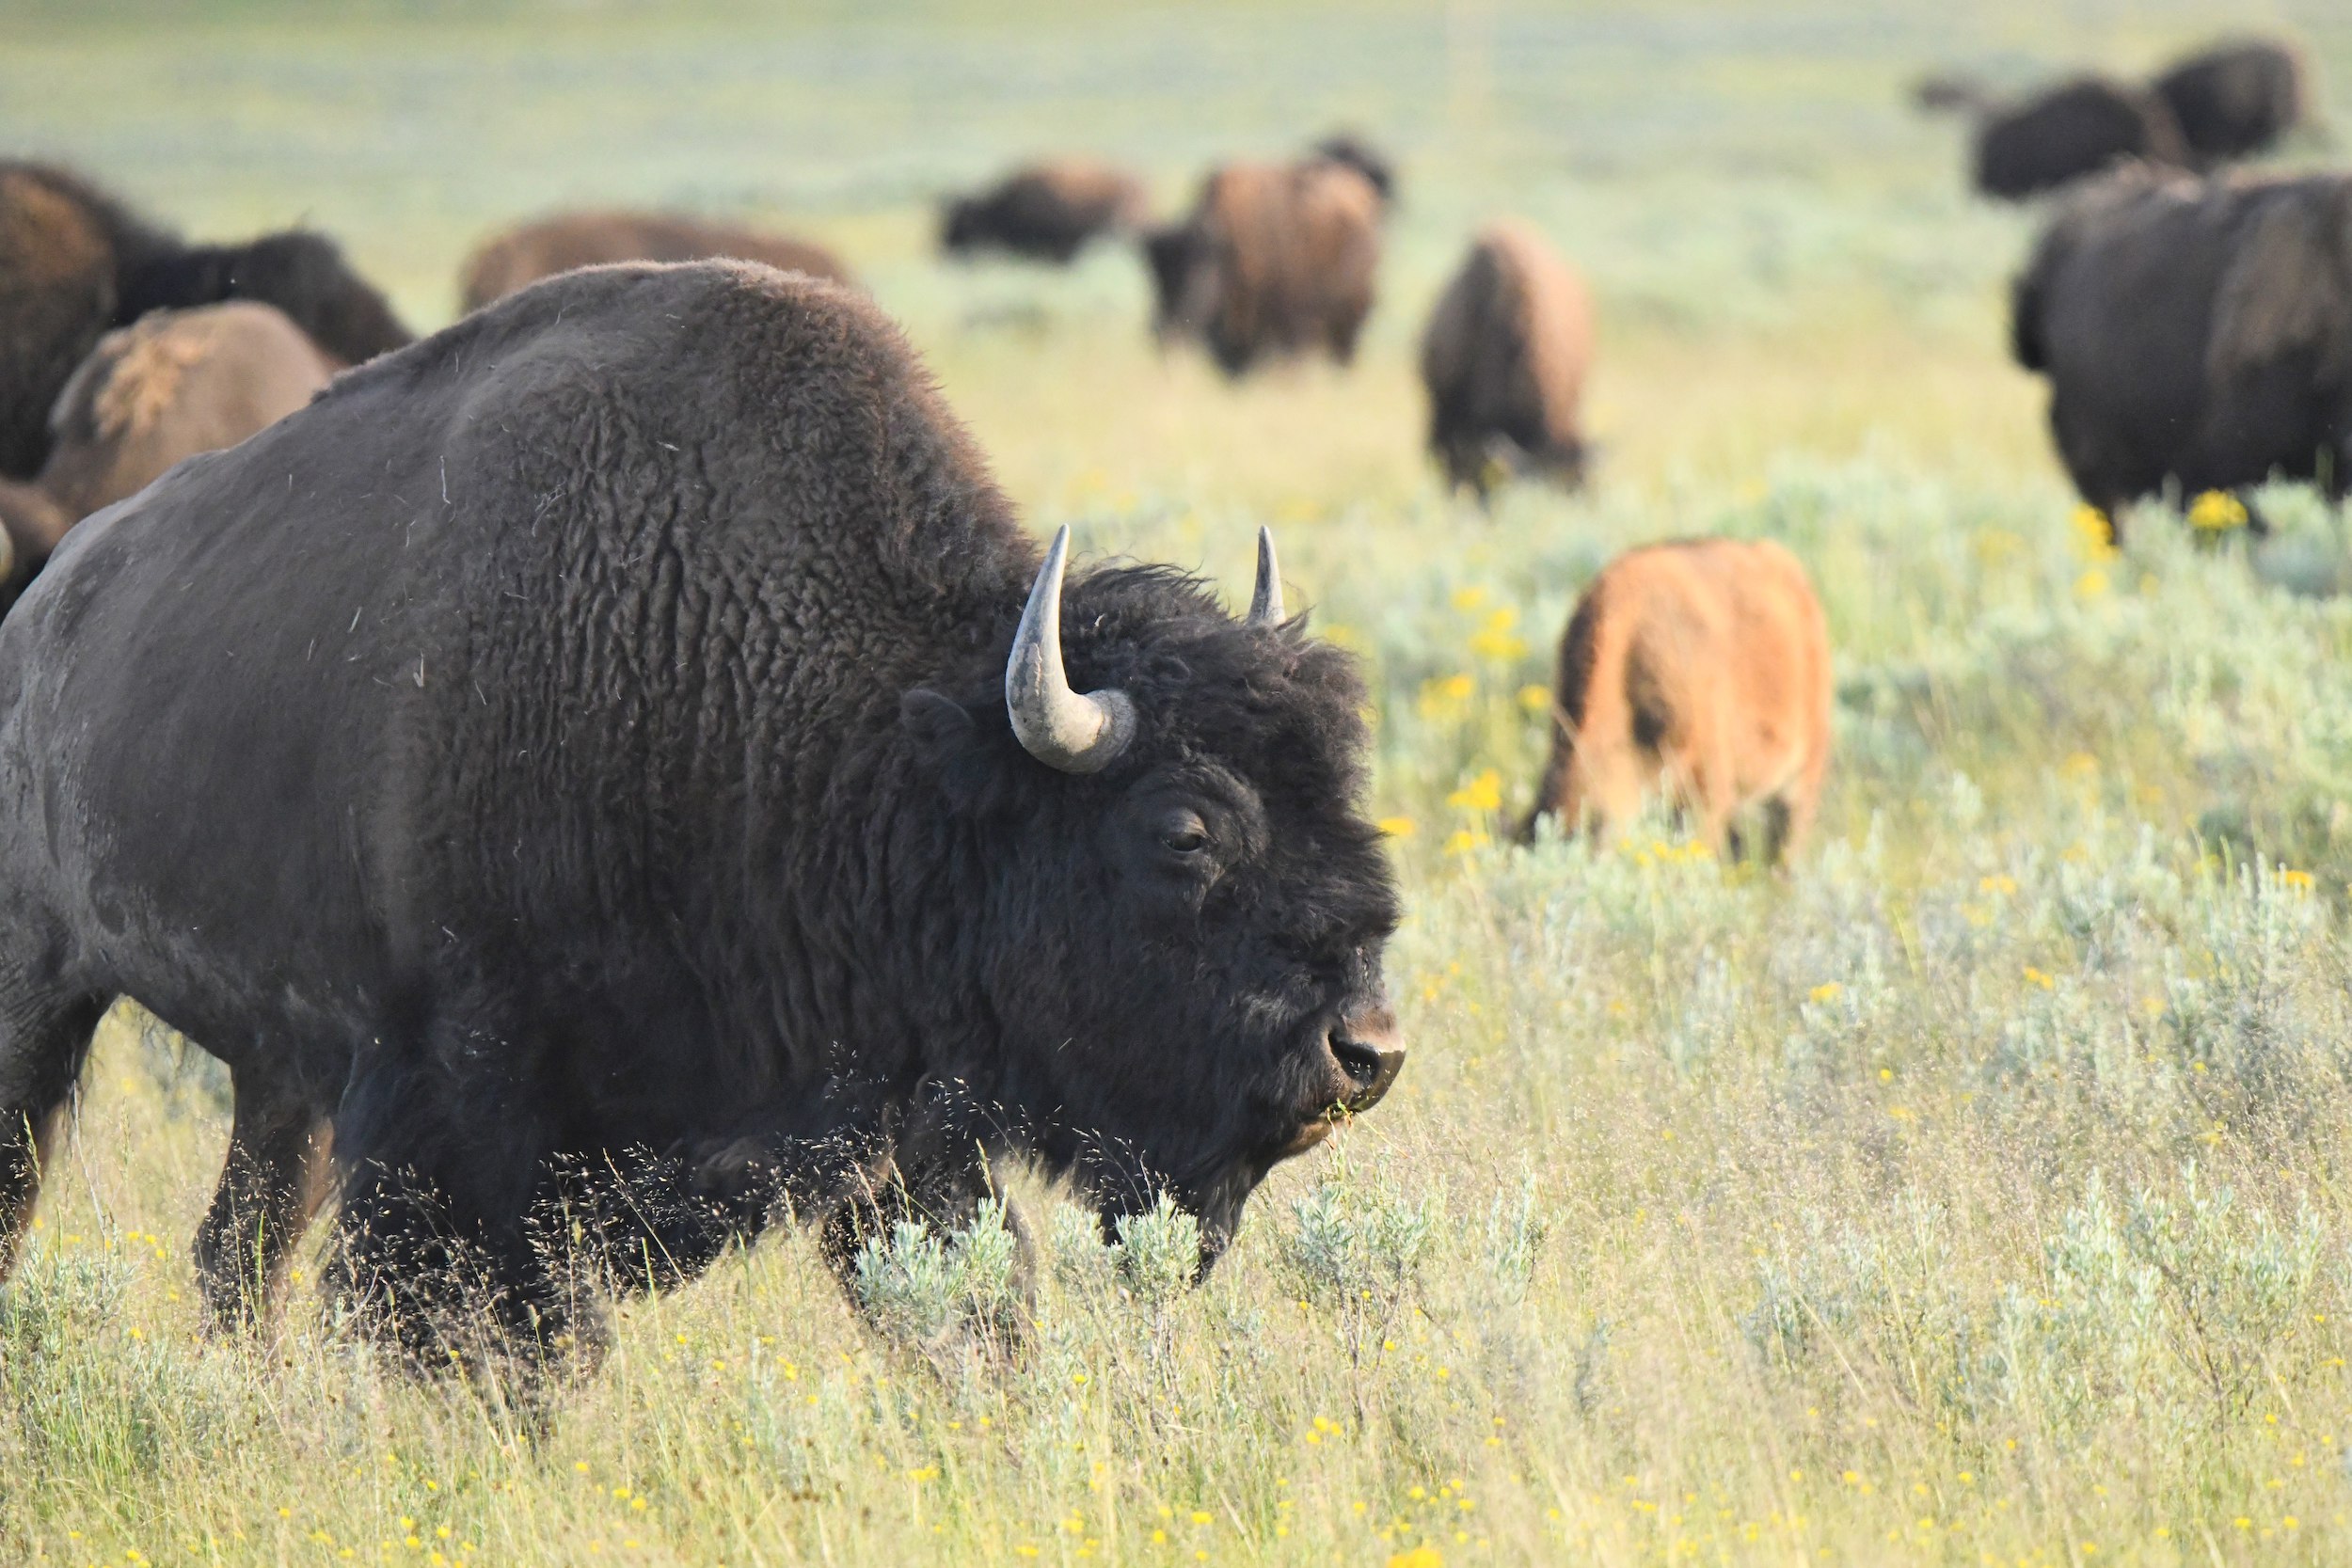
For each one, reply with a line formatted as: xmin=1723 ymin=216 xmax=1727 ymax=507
xmin=1419 ymin=220 xmax=1592 ymax=498
xmin=0 ymin=162 xmax=405 ymax=479
xmin=0 ymin=302 xmax=335 ymax=606
xmin=1143 ymin=159 xmax=1381 ymax=377
xmin=458 ymin=211 xmax=853 ymax=311
xmin=2010 ymin=165 xmax=2352 ymax=539
xmin=941 ymin=160 xmax=1150 ymax=263
xmin=1518 ymin=538 xmax=1832 ymax=863
xmin=2154 ymin=38 xmax=2311 ymax=165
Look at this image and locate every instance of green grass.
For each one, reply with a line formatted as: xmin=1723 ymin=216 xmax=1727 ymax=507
xmin=8 ymin=2 xmax=2352 ymax=1564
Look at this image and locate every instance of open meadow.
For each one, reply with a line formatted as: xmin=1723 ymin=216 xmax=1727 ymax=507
xmin=9 ymin=1 xmax=2352 ymax=1563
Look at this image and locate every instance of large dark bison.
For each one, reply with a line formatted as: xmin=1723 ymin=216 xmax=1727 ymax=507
xmin=1419 ymin=220 xmax=1593 ymax=499
xmin=458 ymin=211 xmax=853 ymax=311
xmin=0 ymin=301 xmax=336 ymax=606
xmin=2010 ymin=165 xmax=2352 ymax=538
xmin=0 ymin=162 xmax=406 ymax=478
xmin=1518 ymin=538 xmax=1832 ymax=863
xmin=1143 ymin=159 xmax=1382 ymax=376
xmin=0 ymin=261 xmax=1404 ymax=1370
xmin=941 ymin=160 xmax=1149 ymax=263
xmin=2153 ymin=38 xmax=2312 ymax=165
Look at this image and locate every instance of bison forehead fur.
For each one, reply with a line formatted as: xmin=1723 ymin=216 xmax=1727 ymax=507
xmin=0 ymin=259 xmax=1400 ymax=1363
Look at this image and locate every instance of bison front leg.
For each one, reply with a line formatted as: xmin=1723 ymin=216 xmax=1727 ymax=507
xmin=194 ymin=1074 xmax=333 ymax=1332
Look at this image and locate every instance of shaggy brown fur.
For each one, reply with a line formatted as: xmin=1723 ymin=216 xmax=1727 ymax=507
xmin=458 ymin=212 xmax=853 ymax=311
xmin=1518 ymin=539 xmax=1832 ymax=863
xmin=941 ymin=160 xmax=1150 ymax=262
xmin=2155 ymin=38 xmax=2311 ymax=165
xmin=1419 ymin=220 xmax=1592 ymax=498
xmin=1144 ymin=159 xmax=1381 ymax=377
xmin=0 ymin=162 xmax=405 ymax=480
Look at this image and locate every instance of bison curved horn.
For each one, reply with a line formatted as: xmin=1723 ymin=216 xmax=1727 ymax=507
xmin=1007 ymin=526 xmax=1137 ymax=775
xmin=1248 ymin=525 xmax=1284 ymax=627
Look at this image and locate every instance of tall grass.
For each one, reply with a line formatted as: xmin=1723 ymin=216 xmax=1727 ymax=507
xmin=6 ymin=2 xmax=2352 ymax=1563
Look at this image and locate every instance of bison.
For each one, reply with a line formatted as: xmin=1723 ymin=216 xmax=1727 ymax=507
xmin=0 ymin=162 xmax=406 ymax=478
xmin=458 ymin=211 xmax=853 ymax=311
xmin=1143 ymin=159 xmax=1381 ymax=376
xmin=941 ymin=160 xmax=1150 ymax=263
xmin=0 ymin=301 xmax=337 ymax=606
xmin=1419 ymin=220 xmax=1593 ymax=499
xmin=2010 ymin=165 xmax=2352 ymax=538
xmin=0 ymin=261 xmax=1404 ymax=1371
xmin=1518 ymin=538 xmax=1832 ymax=863
xmin=2153 ymin=37 xmax=2312 ymax=166
xmin=1969 ymin=77 xmax=2189 ymax=201
xmin=1310 ymin=132 xmax=1397 ymax=209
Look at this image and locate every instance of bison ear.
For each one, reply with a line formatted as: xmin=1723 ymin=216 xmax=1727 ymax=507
xmin=900 ymin=688 xmax=1005 ymax=816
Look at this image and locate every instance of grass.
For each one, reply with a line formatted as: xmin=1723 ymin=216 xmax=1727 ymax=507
xmin=7 ymin=1 xmax=2352 ymax=1563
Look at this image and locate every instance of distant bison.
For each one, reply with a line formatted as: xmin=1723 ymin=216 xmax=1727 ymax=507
xmin=1970 ymin=77 xmax=2189 ymax=200
xmin=0 ymin=261 xmax=1404 ymax=1369
xmin=0 ymin=162 xmax=405 ymax=478
xmin=458 ymin=211 xmax=853 ymax=311
xmin=1419 ymin=220 xmax=1593 ymax=498
xmin=0 ymin=302 xmax=336 ymax=608
xmin=1144 ymin=159 xmax=1382 ymax=376
xmin=2154 ymin=38 xmax=2311 ymax=165
xmin=1311 ymin=132 xmax=1397 ymax=209
xmin=1519 ymin=538 xmax=1832 ymax=863
xmin=2011 ymin=165 xmax=2352 ymax=537
xmin=941 ymin=160 xmax=1150 ymax=263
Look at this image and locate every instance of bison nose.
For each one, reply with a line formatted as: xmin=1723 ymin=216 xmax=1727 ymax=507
xmin=1327 ymin=1005 xmax=1406 ymax=1115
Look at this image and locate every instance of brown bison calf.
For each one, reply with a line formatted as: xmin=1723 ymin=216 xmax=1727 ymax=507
xmin=1143 ymin=159 xmax=1381 ymax=376
xmin=1420 ymin=220 xmax=1592 ymax=498
xmin=941 ymin=159 xmax=1150 ymax=262
xmin=0 ymin=301 xmax=335 ymax=606
xmin=458 ymin=211 xmax=852 ymax=311
xmin=1518 ymin=539 xmax=1832 ymax=863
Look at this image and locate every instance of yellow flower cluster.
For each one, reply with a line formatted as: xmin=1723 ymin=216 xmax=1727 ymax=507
xmin=2187 ymin=490 xmax=2249 ymax=532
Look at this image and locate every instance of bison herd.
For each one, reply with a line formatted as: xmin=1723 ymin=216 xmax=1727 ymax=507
xmin=0 ymin=24 xmax=2332 ymax=1377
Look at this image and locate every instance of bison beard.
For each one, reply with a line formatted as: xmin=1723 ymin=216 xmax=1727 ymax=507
xmin=0 ymin=260 xmax=1402 ymax=1373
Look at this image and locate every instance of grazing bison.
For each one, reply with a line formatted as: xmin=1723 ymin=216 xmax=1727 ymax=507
xmin=1518 ymin=539 xmax=1831 ymax=863
xmin=2154 ymin=38 xmax=2311 ymax=165
xmin=0 ymin=162 xmax=405 ymax=478
xmin=2010 ymin=165 xmax=2352 ymax=537
xmin=1143 ymin=159 xmax=1381 ymax=376
xmin=0 ymin=261 xmax=1404 ymax=1370
xmin=941 ymin=160 xmax=1150 ymax=263
xmin=1419 ymin=220 xmax=1593 ymax=499
xmin=1310 ymin=132 xmax=1397 ymax=209
xmin=458 ymin=211 xmax=853 ymax=311
xmin=1970 ymin=77 xmax=2189 ymax=200
xmin=0 ymin=302 xmax=336 ymax=605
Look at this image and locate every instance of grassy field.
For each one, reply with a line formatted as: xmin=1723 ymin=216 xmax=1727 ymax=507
xmin=9 ymin=1 xmax=2352 ymax=1563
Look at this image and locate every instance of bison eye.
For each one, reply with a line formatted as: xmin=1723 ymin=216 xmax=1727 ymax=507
xmin=1156 ymin=812 xmax=1210 ymax=855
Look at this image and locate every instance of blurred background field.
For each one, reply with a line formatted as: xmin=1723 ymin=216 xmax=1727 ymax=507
xmin=8 ymin=1 xmax=2352 ymax=1564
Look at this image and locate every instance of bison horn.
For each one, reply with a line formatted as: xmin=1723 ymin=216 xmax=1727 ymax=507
xmin=1248 ymin=526 xmax=1285 ymax=627
xmin=1007 ymin=526 xmax=1137 ymax=774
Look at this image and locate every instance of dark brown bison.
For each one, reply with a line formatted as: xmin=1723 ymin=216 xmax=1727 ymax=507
xmin=2154 ymin=38 xmax=2311 ymax=165
xmin=1970 ymin=77 xmax=2189 ymax=201
xmin=1519 ymin=539 xmax=1832 ymax=862
xmin=0 ymin=162 xmax=405 ymax=478
xmin=2010 ymin=165 xmax=2352 ymax=538
xmin=0 ymin=261 xmax=1404 ymax=1370
xmin=941 ymin=160 xmax=1150 ymax=263
xmin=1143 ymin=160 xmax=1381 ymax=376
xmin=0 ymin=301 xmax=336 ymax=608
xmin=1419 ymin=220 xmax=1593 ymax=498
xmin=1311 ymin=132 xmax=1396 ymax=209
xmin=458 ymin=211 xmax=853 ymax=311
